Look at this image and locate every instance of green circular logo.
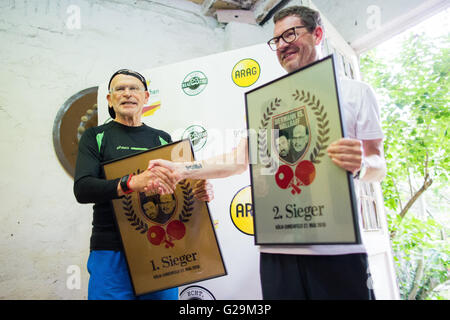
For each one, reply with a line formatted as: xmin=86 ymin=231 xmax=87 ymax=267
xmin=181 ymin=71 xmax=208 ymax=96
xmin=182 ymin=125 xmax=208 ymax=152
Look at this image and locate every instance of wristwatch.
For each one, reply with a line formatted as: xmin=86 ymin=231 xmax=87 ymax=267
xmin=353 ymin=161 xmax=367 ymax=180
xmin=120 ymin=174 xmax=134 ymax=194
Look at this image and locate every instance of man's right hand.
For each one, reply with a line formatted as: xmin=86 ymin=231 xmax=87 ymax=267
xmin=118 ymin=166 xmax=180 ymax=196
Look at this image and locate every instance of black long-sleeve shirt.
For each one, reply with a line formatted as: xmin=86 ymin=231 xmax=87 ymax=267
xmin=73 ymin=121 xmax=172 ymax=250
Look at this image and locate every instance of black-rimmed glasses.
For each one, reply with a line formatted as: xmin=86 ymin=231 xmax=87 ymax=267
xmin=267 ymin=26 xmax=308 ymax=51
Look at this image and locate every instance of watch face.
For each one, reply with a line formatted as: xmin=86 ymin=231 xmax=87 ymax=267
xmin=121 ymin=175 xmax=131 ymax=192
xmin=359 ymin=162 xmax=367 ymax=179
xmin=353 ymin=162 xmax=365 ymax=179
xmin=360 ymin=168 xmax=367 ymax=179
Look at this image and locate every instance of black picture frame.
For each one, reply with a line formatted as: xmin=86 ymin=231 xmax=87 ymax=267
xmin=244 ymin=54 xmax=361 ymax=245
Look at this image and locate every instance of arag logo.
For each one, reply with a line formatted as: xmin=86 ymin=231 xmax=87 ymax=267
xmin=229 ymin=186 xmax=254 ymax=235
xmin=181 ymin=71 xmax=208 ymax=96
xmin=182 ymin=125 xmax=208 ymax=152
xmin=232 ymin=58 xmax=260 ymax=87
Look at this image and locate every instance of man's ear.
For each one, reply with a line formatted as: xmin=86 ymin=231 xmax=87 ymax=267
xmin=313 ymin=26 xmax=324 ymax=45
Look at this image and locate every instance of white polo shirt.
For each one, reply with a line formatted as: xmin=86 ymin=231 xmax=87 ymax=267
xmin=259 ymin=77 xmax=384 ymax=256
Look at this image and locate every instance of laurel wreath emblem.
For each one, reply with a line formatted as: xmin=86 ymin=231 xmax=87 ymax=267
xmin=258 ymin=97 xmax=281 ymax=170
xmin=122 ymin=194 xmax=148 ymax=234
xmin=292 ymin=89 xmax=330 ymax=164
xmin=122 ymin=168 xmax=147 ymax=234
xmin=120 ymin=174 xmax=195 ymax=235
xmin=179 ymin=179 xmax=195 ymax=223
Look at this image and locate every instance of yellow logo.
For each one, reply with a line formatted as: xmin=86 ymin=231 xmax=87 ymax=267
xmin=229 ymin=186 xmax=254 ymax=235
xmin=232 ymin=59 xmax=260 ymax=87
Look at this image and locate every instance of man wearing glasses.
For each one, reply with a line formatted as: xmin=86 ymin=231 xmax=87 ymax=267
xmin=259 ymin=6 xmax=386 ymax=300
xmin=262 ymin=6 xmax=385 ymax=300
xmin=73 ymin=69 xmax=213 ymax=300
xmin=148 ymin=6 xmax=386 ymax=299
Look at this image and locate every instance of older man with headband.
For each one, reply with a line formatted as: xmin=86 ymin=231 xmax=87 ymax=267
xmin=73 ymin=69 xmax=214 ymax=300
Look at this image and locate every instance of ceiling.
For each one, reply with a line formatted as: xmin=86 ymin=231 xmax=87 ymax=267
xmin=187 ymin=0 xmax=259 ymax=10
xmin=312 ymin=0 xmax=449 ymax=53
xmin=184 ymin=0 xmax=449 ymax=53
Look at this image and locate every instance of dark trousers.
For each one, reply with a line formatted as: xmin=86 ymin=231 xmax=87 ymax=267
xmin=260 ymin=252 xmax=376 ymax=300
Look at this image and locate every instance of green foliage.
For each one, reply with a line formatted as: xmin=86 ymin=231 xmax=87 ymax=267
xmin=388 ymin=214 xmax=449 ymax=300
xmin=362 ymin=33 xmax=449 ymax=207
xmin=360 ymin=32 xmax=449 ymax=299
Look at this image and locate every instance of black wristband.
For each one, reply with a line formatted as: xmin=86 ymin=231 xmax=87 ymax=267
xmin=120 ymin=174 xmax=133 ymax=194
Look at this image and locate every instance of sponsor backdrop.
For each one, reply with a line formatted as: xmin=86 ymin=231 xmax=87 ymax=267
xmin=98 ymin=43 xmax=285 ymax=299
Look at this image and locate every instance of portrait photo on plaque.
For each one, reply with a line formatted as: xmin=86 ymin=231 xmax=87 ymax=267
xmin=102 ymin=139 xmax=226 ymax=296
xmin=245 ymin=54 xmax=361 ymax=245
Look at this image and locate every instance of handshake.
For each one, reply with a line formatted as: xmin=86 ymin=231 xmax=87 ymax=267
xmin=125 ymin=159 xmax=214 ymax=202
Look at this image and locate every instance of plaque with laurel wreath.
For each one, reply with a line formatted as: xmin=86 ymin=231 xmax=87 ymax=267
xmin=244 ymin=54 xmax=361 ymax=245
xmin=102 ymin=139 xmax=226 ymax=296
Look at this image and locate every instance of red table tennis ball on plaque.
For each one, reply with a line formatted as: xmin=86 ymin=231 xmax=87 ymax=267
xmin=295 ymin=160 xmax=316 ymax=186
xmin=275 ymin=165 xmax=294 ymax=189
xmin=147 ymin=225 xmax=165 ymax=245
xmin=167 ymin=220 xmax=186 ymax=240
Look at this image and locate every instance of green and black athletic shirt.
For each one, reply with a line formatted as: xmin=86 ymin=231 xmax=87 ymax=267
xmin=73 ymin=121 xmax=172 ymax=251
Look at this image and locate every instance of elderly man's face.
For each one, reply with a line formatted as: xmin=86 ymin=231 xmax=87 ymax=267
xmin=107 ymin=74 xmax=149 ymax=121
xmin=143 ymin=201 xmax=158 ymax=219
xmin=292 ymin=126 xmax=308 ymax=152
xmin=273 ymin=15 xmax=322 ymax=73
xmin=160 ymin=194 xmax=176 ymax=215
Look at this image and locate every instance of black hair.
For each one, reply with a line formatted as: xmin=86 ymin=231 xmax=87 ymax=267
xmin=107 ymin=69 xmax=148 ymax=119
xmin=273 ymin=6 xmax=323 ymax=33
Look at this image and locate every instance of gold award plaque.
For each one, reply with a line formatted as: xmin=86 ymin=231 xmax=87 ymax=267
xmin=103 ymin=139 xmax=226 ymax=296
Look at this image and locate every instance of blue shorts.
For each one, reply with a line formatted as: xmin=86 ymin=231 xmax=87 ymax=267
xmin=87 ymin=250 xmax=179 ymax=300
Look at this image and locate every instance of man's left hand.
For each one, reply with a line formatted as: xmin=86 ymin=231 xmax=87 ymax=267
xmin=327 ymin=138 xmax=362 ymax=174
xmin=192 ymin=180 xmax=214 ymax=202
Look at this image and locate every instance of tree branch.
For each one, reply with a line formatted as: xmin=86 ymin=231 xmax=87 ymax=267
xmin=399 ymin=175 xmax=433 ymax=219
xmin=391 ymin=172 xmax=433 ymax=239
xmin=407 ymin=167 xmax=414 ymax=199
xmin=424 ymin=150 xmax=429 ymax=184
xmin=408 ymin=257 xmax=424 ymax=300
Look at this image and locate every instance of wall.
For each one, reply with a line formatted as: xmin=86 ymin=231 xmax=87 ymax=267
xmin=0 ymin=0 xmax=269 ymax=299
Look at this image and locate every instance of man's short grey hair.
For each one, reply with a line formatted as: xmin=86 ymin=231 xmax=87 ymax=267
xmin=273 ymin=5 xmax=323 ymax=33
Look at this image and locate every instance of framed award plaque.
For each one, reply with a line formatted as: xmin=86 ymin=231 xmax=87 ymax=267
xmin=245 ymin=54 xmax=361 ymax=245
xmin=102 ymin=139 xmax=226 ymax=296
